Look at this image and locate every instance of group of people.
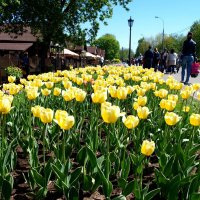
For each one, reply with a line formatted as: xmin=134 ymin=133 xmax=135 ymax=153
xmin=142 ymin=32 xmax=198 ymax=85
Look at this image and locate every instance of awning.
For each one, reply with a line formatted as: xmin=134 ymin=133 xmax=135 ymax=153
xmin=0 ymin=43 xmax=33 ymax=51
xmin=85 ymin=52 xmax=96 ymax=58
xmin=63 ymin=48 xmax=79 ymax=57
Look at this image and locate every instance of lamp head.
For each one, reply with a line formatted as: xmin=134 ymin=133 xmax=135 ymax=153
xmin=128 ymin=17 xmax=134 ymax=27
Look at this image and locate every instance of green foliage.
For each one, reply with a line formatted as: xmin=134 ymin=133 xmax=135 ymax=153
xmin=119 ymin=48 xmax=134 ymax=61
xmin=190 ymin=20 xmax=200 ymax=58
xmin=112 ymin=58 xmax=121 ymax=63
xmin=4 ymin=66 xmax=23 ymax=79
xmin=0 ymin=0 xmax=132 ymax=46
xmin=94 ymin=34 xmax=120 ymax=60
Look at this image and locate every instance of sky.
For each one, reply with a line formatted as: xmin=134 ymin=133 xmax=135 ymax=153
xmin=97 ymin=0 xmax=200 ymax=51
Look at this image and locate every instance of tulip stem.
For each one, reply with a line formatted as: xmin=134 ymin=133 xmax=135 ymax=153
xmin=105 ymin=125 xmax=110 ymax=180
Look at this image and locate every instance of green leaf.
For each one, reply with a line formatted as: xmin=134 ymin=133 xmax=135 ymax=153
xmin=83 ymin=174 xmax=93 ymax=191
xmin=86 ymin=146 xmax=97 ymax=168
xmin=163 ymin=156 xmax=174 ymax=177
xmin=51 ymin=164 xmax=66 ymax=182
xmin=112 ymin=195 xmax=126 ymax=200
xmin=30 ymin=168 xmax=44 ymax=187
xmin=155 ymin=168 xmax=168 ymax=184
xmin=2 ymin=179 xmax=13 ymax=200
xmin=133 ymin=180 xmax=141 ymax=199
xmin=77 ymin=146 xmax=87 ymax=166
xmin=144 ymin=188 xmax=160 ymax=200
xmin=189 ymin=144 xmax=200 ymax=156
xmin=123 ymin=180 xmax=134 ymax=196
xmin=69 ymin=167 xmax=82 ymax=185
xmin=118 ymin=178 xmax=127 ymax=190
xmin=69 ymin=186 xmax=79 ymax=200
xmin=121 ymin=157 xmax=130 ymax=180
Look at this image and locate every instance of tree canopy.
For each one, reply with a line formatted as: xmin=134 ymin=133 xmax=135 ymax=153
xmin=94 ymin=34 xmax=120 ymax=60
xmin=0 ymin=0 xmax=132 ymax=46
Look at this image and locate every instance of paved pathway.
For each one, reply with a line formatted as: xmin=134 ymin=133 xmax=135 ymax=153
xmin=163 ymin=70 xmax=200 ymax=84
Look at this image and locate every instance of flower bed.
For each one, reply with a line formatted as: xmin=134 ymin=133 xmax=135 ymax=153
xmin=0 ymin=65 xmax=200 ymax=200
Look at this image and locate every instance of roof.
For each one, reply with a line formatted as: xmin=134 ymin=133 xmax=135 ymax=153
xmin=0 ymin=27 xmax=37 ymax=42
xmin=63 ymin=49 xmax=79 ymax=57
xmin=0 ymin=43 xmax=33 ymax=51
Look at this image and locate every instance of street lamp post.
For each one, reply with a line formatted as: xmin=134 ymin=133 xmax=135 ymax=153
xmin=155 ymin=16 xmax=164 ymax=52
xmin=128 ymin=17 xmax=134 ymax=66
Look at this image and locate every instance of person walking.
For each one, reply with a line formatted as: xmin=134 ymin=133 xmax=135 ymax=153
xmin=143 ymin=46 xmax=154 ymax=69
xmin=166 ymin=49 xmax=178 ymax=74
xmin=181 ymin=32 xmax=196 ymax=85
xmin=153 ymin=48 xmax=160 ymax=71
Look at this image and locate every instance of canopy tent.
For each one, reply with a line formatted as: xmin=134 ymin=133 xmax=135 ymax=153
xmin=63 ymin=48 xmax=79 ymax=57
xmin=85 ymin=52 xmax=96 ymax=58
xmin=0 ymin=42 xmax=33 ymax=51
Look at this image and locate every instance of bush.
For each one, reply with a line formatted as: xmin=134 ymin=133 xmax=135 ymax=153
xmin=4 ymin=66 xmax=23 ymax=79
xmin=112 ymin=58 xmax=121 ymax=63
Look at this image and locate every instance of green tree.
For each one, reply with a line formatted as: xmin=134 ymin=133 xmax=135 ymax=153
xmin=119 ymin=47 xmax=134 ymax=61
xmin=190 ymin=20 xmax=200 ymax=57
xmin=135 ymin=37 xmax=151 ymax=56
xmin=0 ymin=0 xmax=132 ymax=71
xmin=94 ymin=34 xmax=120 ymax=60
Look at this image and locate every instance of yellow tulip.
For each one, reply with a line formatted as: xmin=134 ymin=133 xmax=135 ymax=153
xmin=45 ymin=81 xmax=54 ymax=89
xmin=8 ymin=76 xmax=16 ymax=83
xmin=137 ymin=106 xmax=150 ymax=119
xmin=123 ymin=115 xmax=139 ymax=129
xmin=63 ymin=80 xmax=72 ymax=89
xmin=31 ymin=105 xmax=43 ymax=118
xmin=56 ymin=115 xmax=75 ymax=130
xmin=180 ymin=90 xmax=192 ymax=99
xmin=91 ymin=91 xmax=107 ymax=103
xmin=33 ymin=79 xmax=43 ymax=87
xmin=55 ymin=110 xmax=68 ymax=121
xmin=164 ymin=112 xmax=181 ymax=126
xmin=108 ymin=86 xmax=117 ymax=98
xmin=190 ymin=114 xmax=200 ymax=126
xmin=40 ymin=108 xmax=54 ymax=123
xmin=165 ymin=100 xmax=176 ymax=111
xmin=0 ymin=98 xmax=12 ymax=114
xmin=101 ymin=104 xmax=121 ymax=123
xmin=182 ymin=106 xmax=190 ymax=112
xmin=9 ymin=84 xmax=20 ymax=95
xmin=137 ymin=96 xmax=147 ymax=106
xmin=160 ymin=99 xmax=167 ymax=109
xmin=62 ymin=90 xmax=74 ymax=101
xmin=192 ymin=83 xmax=200 ymax=91
xmin=141 ymin=140 xmax=155 ymax=156
xmin=41 ymin=88 xmax=51 ymax=96
xmin=53 ymin=87 xmax=61 ymax=96
xmin=137 ymin=88 xmax=146 ymax=96
xmin=158 ymin=89 xmax=168 ymax=99
xmin=26 ymin=88 xmax=39 ymax=100
xmin=75 ymin=90 xmax=87 ymax=102
xmin=133 ymin=102 xmax=140 ymax=110
xmin=197 ymin=92 xmax=200 ymax=100
xmin=117 ymin=87 xmax=128 ymax=100
xmin=168 ymin=94 xmax=178 ymax=102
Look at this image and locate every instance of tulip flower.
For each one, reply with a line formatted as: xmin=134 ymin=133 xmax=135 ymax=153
xmin=168 ymin=94 xmax=178 ymax=102
xmin=182 ymin=106 xmax=190 ymax=112
xmin=137 ymin=96 xmax=147 ymax=106
xmin=53 ymin=87 xmax=61 ymax=96
xmin=117 ymin=87 xmax=128 ymax=100
xmin=39 ymin=108 xmax=54 ymax=124
xmin=180 ymin=89 xmax=192 ymax=99
xmin=157 ymin=89 xmax=168 ymax=99
xmin=26 ymin=88 xmax=39 ymax=100
xmin=55 ymin=115 xmax=75 ymax=130
xmin=41 ymin=88 xmax=51 ymax=96
xmin=62 ymin=90 xmax=75 ymax=101
xmin=0 ymin=98 xmax=12 ymax=114
xmin=101 ymin=103 xmax=121 ymax=123
xmin=137 ymin=106 xmax=150 ymax=119
xmin=123 ymin=115 xmax=139 ymax=129
xmin=160 ymin=99 xmax=167 ymax=109
xmin=165 ymin=100 xmax=176 ymax=111
xmin=31 ymin=105 xmax=43 ymax=118
xmin=75 ymin=90 xmax=87 ymax=102
xmin=190 ymin=114 xmax=200 ymax=126
xmin=8 ymin=76 xmax=16 ymax=83
xmin=141 ymin=140 xmax=155 ymax=156
xmin=164 ymin=112 xmax=181 ymax=126
xmin=45 ymin=81 xmax=54 ymax=89
xmin=91 ymin=91 xmax=107 ymax=103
